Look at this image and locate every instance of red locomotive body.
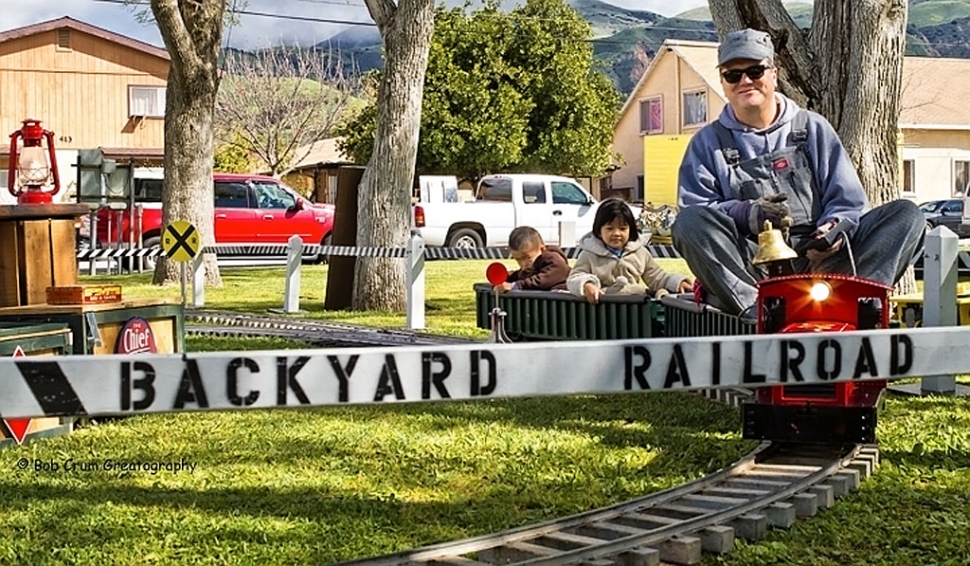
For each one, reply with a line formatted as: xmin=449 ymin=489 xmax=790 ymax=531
xmin=743 ymin=273 xmax=891 ymax=443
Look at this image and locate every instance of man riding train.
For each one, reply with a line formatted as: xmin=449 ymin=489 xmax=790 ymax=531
xmin=672 ymin=28 xmax=926 ymax=318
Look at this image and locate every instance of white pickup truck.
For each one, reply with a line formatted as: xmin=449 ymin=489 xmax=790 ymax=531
xmin=412 ymin=174 xmax=612 ymax=248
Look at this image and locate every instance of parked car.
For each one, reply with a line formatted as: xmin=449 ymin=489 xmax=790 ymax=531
xmin=94 ymin=173 xmax=335 ymax=263
xmin=920 ymin=198 xmax=970 ymax=238
xmin=412 ymin=174 xmax=638 ymax=248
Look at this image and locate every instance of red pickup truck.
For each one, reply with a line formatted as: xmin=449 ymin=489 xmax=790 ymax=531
xmin=95 ymin=173 xmax=335 ymax=261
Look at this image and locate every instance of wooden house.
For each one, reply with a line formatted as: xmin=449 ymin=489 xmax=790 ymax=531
xmin=0 ymin=17 xmax=168 ymax=203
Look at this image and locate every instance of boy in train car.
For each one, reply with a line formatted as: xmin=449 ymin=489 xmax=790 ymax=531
xmin=493 ymin=226 xmax=570 ymax=293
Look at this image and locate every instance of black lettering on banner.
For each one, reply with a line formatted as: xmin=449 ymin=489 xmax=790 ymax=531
xmin=891 ymin=335 xmax=913 ymax=376
xmin=121 ymin=361 xmax=156 ymax=411
xmin=663 ymin=345 xmax=691 ymax=389
xmin=852 ymin=337 xmax=878 ymax=379
xmin=227 ymin=358 xmax=260 ymax=407
xmin=711 ymin=342 xmax=721 ymax=386
xmin=781 ymin=340 xmax=805 ymax=383
xmin=422 ymin=352 xmax=452 ymax=400
xmin=470 ymin=350 xmax=497 ymax=396
xmin=742 ymin=342 xmax=766 ymax=384
xmin=817 ymin=339 xmax=841 ymax=381
xmin=624 ymin=346 xmax=651 ymax=390
xmin=328 ymin=355 xmax=359 ymax=403
xmin=174 ymin=360 xmax=209 ymax=409
xmin=277 ymin=356 xmax=311 ymax=405
xmin=374 ymin=355 xmax=406 ymax=401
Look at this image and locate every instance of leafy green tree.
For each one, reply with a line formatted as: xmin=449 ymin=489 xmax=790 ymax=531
xmin=337 ymin=0 xmax=620 ymax=181
xmin=213 ymin=133 xmax=253 ymax=173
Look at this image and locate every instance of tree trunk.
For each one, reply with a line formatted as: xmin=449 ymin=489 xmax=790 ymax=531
xmin=150 ymin=0 xmax=224 ymax=287
xmin=709 ymin=0 xmax=915 ymax=293
xmin=354 ymin=0 xmax=435 ymax=311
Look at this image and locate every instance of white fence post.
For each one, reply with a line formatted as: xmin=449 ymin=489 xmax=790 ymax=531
xmin=407 ymin=234 xmax=426 ymax=330
xmin=922 ymin=226 xmax=958 ymax=395
xmin=192 ymin=252 xmax=205 ymax=308
xmin=283 ymin=235 xmax=303 ymax=314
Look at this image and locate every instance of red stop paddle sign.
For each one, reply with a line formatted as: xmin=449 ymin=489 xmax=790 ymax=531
xmin=486 ymin=262 xmax=509 ymax=285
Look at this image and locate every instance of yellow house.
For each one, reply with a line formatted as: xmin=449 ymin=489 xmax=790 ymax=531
xmin=613 ymin=39 xmax=970 ymax=206
xmin=0 ymin=16 xmax=169 ymax=202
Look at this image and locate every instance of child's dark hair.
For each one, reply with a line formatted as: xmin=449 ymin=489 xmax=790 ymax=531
xmin=508 ymin=226 xmax=543 ymax=251
xmin=592 ymin=198 xmax=640 ymax=242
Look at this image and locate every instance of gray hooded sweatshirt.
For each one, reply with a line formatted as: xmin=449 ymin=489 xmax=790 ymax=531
xmin=677 ymin=93 xmax=867 ymax=234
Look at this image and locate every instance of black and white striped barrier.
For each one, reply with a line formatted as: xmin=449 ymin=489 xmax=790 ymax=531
xmin=0 ymin=325 xmax=961 ymax=420
xmin=76 ymin=243 xmax=682 ymax=261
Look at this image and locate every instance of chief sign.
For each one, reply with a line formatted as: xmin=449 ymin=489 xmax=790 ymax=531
xmin=162 ymin=220 xmax=200 ymax=262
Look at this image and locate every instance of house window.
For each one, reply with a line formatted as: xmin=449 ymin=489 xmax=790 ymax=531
xmin=682 ymin=90 xmax=707 ymax=127
xmin=128 ymin=85 xmax=166 ymax=118
xmin=56 ymin=29 xmax=71 ymax=51
xmin=902 ymin=159 xmax=915 ymax=195
xmin=639 ymin=97 xmax=663 ymax=134
xmin=955 ymin=160 xmax=970 ymax=197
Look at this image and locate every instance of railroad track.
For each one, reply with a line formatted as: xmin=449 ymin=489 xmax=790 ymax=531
xmin=185 ymin=309 xmax=472 ymax=347
xmin=335 ymin=442 xmax=878 ymax=566
xmin=187 ymin=310 xmax=875 ymax=566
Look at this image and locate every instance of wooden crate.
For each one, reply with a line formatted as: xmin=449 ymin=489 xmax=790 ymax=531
xmin=0 ymin=298 xmax=184 ymax=355
xmin=0 ymin=204 xmax=88 ymax=308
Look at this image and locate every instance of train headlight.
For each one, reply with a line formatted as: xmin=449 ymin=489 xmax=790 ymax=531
xmin=809 ymin=282 xmax=831 ymax=302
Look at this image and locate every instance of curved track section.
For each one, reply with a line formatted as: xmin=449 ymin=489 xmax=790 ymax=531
xmin=185 ymin=310 xmax=472 ymax=348
xmin=185 ymin=310 xmax=877 ymax=566
xmin=335 ymin=443 xmax=878 ymax=566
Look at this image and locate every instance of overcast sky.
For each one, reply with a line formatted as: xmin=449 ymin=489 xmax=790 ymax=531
xmin=1 ymin=0 xmax=711 ymax=49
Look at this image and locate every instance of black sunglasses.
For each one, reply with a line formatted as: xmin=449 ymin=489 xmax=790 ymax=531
xmin=721 ymin=64 xmax=771 ymax=84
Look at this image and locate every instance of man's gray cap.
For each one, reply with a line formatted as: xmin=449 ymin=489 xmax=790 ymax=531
xmin=718 ymin=29 xmax=774 ymax=66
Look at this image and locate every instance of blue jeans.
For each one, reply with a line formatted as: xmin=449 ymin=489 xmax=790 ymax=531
xmin=672 ymin=200 xmax=926 ymax=315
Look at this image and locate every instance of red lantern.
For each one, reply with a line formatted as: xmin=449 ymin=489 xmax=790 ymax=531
xmin=8 ymin=119 xmax=60 ymax=205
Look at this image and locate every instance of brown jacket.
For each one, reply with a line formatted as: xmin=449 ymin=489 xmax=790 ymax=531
xmin=507 ymin=246 xmax=569 ymax=291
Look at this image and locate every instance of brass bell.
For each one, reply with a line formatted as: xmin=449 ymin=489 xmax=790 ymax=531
xmin=752 ymin=220 xmax=798 ymax=265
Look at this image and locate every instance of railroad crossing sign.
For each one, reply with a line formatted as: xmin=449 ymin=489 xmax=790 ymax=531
xmin=3 ymin=346 xmax=31 ymax=445
xmin=162 ymin=220 xmax=200 ymax=262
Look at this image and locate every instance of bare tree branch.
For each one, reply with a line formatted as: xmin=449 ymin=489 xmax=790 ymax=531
xmin=215 ymin=46 xmax=356 ymax=175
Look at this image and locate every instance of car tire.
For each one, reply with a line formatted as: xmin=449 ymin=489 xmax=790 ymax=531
xmin=140 ymin=236 xmax=161 ymax=271
xmin=447 ymin=228 xmax=483 ymax=249
xmin=317 ymin=234 xmax=332 ymax=265
xmin=120 ymin=235 xmax=160 ymax=271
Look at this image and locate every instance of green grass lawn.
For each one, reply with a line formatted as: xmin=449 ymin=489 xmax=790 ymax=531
xmin=1 ymin=260 xmax=969 ymax=565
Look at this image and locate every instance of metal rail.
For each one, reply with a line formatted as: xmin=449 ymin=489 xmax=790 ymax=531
xmin=185 ymin=309 xmax=473 ymax=347
xmin=334 ymin=443 xmax=877 ymax=566
xmin=184 ymin=311 xmax=877 ymax=566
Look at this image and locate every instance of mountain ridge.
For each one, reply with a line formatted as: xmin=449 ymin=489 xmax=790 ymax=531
xmin=298 ymin=0 xmax=970 ymax=96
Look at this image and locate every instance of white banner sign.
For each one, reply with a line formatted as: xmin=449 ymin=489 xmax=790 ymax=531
xmin=0 ymin=326 xmax=961 ymax=419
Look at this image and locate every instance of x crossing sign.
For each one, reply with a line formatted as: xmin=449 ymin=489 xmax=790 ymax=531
xmin=162 ymin=220 xmax=200 ymax=262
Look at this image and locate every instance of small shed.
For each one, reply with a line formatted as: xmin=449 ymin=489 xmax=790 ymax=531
xmin=282 ymin=137 xmax=354 ymax=204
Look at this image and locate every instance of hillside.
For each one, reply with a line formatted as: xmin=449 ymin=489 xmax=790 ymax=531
xmin=676 ymin=2 xmax=814 ymax=28
xmin=236 ymin=0 xmax=970 ymax=98
xmin=567 ymin=0 xmax=660 ymax=37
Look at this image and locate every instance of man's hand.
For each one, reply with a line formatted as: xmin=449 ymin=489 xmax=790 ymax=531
xmin=583 ymin=282 xmax=604 ymax=304
xmin=749 ymin=193 xmax=792 ymax=234
xmin=677 ymin=279 xmax=694 ymax=293
xmin=805 ymin=220 xmax=845 ymax=262
xmin=493 ymin=282 xmax=513 ymax=294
